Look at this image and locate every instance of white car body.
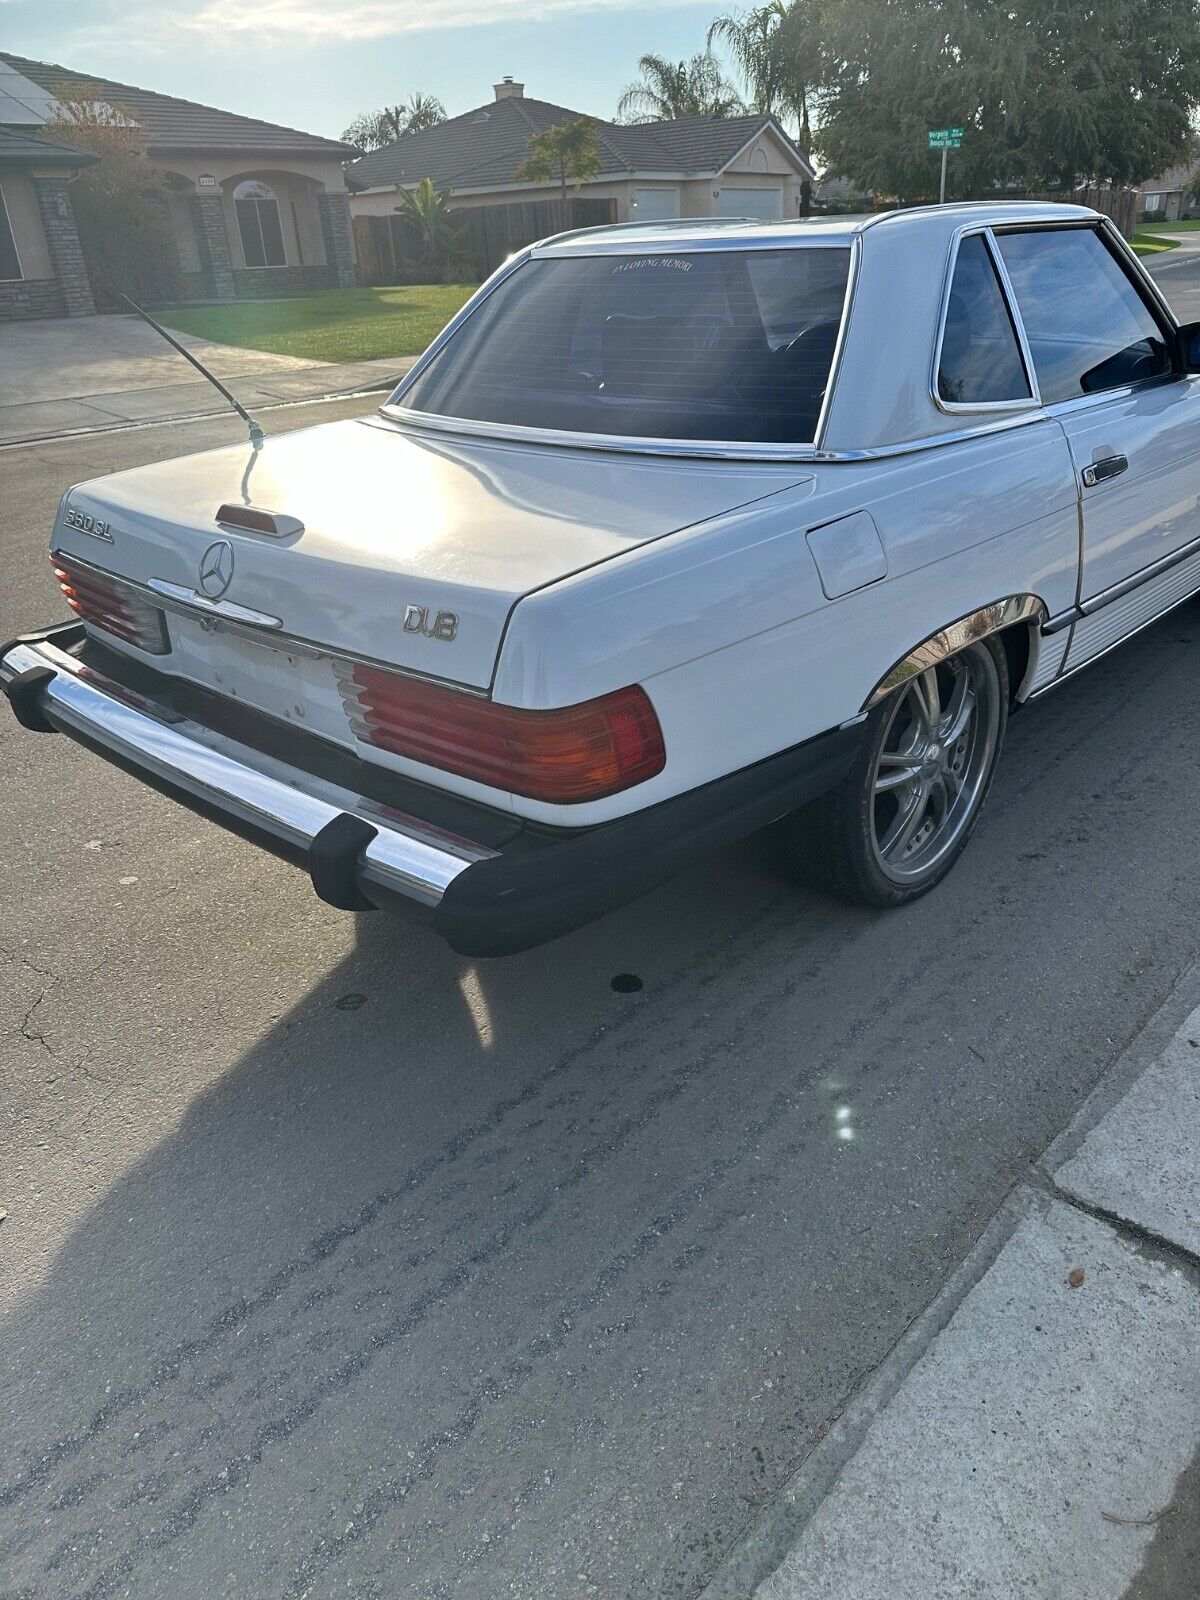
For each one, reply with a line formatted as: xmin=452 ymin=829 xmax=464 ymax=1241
xmin=6 ymin=203 xmax=1198 ymax=950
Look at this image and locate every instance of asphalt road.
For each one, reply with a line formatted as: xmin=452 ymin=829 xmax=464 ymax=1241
xmin=4 ymin=249 xmax=1200 ymax=1600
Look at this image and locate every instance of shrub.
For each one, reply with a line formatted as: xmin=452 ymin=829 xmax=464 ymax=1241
xmin=45 ymin=87 xmax=182 ymax=309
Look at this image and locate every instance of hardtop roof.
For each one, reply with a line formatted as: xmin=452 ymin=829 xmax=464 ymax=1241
xmin=534 ymin=202 xmax=1103 ymax=256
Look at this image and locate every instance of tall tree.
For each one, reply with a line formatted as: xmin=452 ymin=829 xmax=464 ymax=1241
xmin=816 ymin=0 xmax=1200 ymax=201
xmin=708 ymin=2 xmax=821 ymax=151
xmin=342 ymin=94 xmax=447 ymax=151
xmin=517 ymin=119 xmax=603 ymax=227
xmin=617 ymin=52 xmax=744 ymax=121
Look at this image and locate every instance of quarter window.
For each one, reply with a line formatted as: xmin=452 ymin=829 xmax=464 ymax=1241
xmin=996 ymin=228 xmax=1171 ymax=404
xmin=233 ymin=180 xmax=286 ymax=269
xmin=937 ymin=233 xmax=1031 ymax=405
xmin=0 ymin=185 xmax=22 ymax=282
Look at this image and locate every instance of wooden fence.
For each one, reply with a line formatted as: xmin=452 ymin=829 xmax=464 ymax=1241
xmin=1033 ymin=184 xmax=1140 ymax=239
xmin=353 ymin=195 xmax=619 ymax=286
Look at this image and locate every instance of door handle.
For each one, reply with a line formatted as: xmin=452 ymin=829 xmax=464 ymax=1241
xmin=1082 ymin=454 xmax=1129 ymax=488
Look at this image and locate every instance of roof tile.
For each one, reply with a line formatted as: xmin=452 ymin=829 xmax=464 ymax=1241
xmin=346 ymin=97 xmax=813 ymax=193
xmin=0 ymin=50 xmax=357 ymax=158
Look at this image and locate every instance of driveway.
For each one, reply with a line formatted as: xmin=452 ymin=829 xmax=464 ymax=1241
xmin=0 ymin=314 xmax=407 ymax=445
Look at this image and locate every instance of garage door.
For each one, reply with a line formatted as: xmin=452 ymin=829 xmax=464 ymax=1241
xmin=632 ymin=187 xmax=681 ymax=220
xmin=716 ymin=187 xmax=784 ymax=220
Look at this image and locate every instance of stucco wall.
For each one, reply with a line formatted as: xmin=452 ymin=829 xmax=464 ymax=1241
xmin=158 ymin=154 xmax=349 ymax=279
xmin=157 ymin=152 xmax=351 ymax=193
xmin=0 ymin=170 xmax=53 ymax=280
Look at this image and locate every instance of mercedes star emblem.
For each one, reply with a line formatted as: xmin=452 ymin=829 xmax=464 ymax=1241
xmin=198 ymin=538 xmax=234 ymax=599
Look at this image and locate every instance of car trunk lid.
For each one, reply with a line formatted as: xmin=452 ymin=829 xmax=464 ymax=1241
xmin=55 ymin=416 xmax=806 ymax=695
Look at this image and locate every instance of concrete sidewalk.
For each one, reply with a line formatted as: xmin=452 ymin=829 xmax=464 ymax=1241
xmin=706 ymin=983 xmax=1200 ymax=1600
xmin=0 ymin=314 xmax=414 ymax=445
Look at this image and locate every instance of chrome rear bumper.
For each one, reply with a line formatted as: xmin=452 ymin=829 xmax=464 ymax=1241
xmin=4 ymin=621 xmax=867 ymax=955
xmin=0 ymin=630 xmax=495 ymax=912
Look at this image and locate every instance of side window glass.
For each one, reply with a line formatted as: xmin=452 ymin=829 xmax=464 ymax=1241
xmin=996 ymin=228 xmax=1171 ymax=404
xmin=937 ymin=234 xmax=1031 ymax=404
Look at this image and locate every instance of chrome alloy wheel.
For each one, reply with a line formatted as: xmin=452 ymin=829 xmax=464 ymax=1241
xmin=868 ymin=645 xmax=1001 ymax=885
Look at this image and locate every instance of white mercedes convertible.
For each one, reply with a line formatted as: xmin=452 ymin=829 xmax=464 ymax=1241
xmin=6 ymin=203 xmax=1199 ymax=953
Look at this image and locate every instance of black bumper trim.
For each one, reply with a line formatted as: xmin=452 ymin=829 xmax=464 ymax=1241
xmin=310 ymin=813 xmax=379 ymax=912
xmin=431 ymin=721 xmax=864 ymax=957
xmin=5 ymin=666 xmax=58 ymax=732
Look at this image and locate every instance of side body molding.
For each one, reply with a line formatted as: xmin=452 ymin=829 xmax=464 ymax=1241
xmin=862 ymin=595 xmax=1046 ymax=710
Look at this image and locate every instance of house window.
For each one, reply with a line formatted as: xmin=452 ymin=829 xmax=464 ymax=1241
xmin=233 ymin=180 xmax=286 ymax=268
xmin=0 ymin=185 xmax=23 ymax=282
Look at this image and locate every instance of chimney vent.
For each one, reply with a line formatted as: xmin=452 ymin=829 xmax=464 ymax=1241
xmin=494 ymin=76 xmax=525 ymax=100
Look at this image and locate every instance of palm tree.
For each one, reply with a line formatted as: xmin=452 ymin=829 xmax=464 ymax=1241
xmin=617 ymin=52 xmax=744 ymax=122
xmin=401 ymin=93 xmax=447 ymax=135
xmin=342 ymin=94 xmax=447 ymax=151
xmin=708 ymin=4 xmax=788 ymax=116
xmin=708 ymin=2 xmax=820 ymax=154
xmin=394 ymin=178 xmax=460 ymax=276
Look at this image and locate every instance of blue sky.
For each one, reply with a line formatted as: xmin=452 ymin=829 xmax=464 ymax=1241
xmin=2 ymin=0 xmax=728 ymax=138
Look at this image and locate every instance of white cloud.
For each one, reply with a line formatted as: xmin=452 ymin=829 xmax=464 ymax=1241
xmin=164 ymin=0 xmax=694 ymax=42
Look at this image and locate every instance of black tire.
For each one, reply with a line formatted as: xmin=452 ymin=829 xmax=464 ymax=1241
xmin=779 ymin=634 xmax=1009 ymax=908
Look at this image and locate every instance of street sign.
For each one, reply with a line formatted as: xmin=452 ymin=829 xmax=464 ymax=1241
xmin=928 ymin=128 xmax=964 ymax=150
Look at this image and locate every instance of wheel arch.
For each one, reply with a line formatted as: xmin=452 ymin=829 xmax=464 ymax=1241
xmin=861 ymin=595 xmax=1046 ymax=712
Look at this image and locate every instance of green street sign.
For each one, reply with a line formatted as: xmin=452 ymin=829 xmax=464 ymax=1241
xmin=929 ymin=127 xmax=964 ymax=149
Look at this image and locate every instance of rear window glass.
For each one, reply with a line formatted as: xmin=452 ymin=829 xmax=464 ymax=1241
xmin=396 ymin=248 xmax=852 ymax=444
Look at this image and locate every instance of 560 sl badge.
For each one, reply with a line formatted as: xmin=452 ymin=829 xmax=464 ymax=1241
xmin=404 ymin=604 xmax=458 ymax=642
xmin=64 ymin=507 xmax=113 ymax=542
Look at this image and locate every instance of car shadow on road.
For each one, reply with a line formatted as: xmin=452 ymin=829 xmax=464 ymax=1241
xmin=6 ymin=614 xmax=1200 ymax=1599
xmin=5 ymin=826 xmax=875 ymax=1596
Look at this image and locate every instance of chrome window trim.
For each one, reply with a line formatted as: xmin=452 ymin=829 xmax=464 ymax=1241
xmin=930 ymin=223 xmax=1042 ymax=417
xmin=52 ymin=547 xmax=493 ymax=698
xmin=1043 ymin=373 xmax=1183 ymax=421
xmin=529 ymin=235 xmax=858 ymax=257
xmin=380 ymin=233 xmax=862 ymax=458
xmin=371 ymin=403 xmax=1050 ymax=464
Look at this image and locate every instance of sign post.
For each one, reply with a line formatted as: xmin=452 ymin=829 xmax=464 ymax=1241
xmin=928 ymin=128 xmax=964 ymax=203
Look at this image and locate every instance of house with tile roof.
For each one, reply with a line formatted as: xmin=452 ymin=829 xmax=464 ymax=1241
xmin=0 ymin=51 xmax=360 ymax=321
xmin=347 ymin=78 xmax=816 ymax=229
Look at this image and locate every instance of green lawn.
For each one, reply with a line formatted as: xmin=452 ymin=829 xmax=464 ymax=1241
xmin=161 ymin=285 xmax=479 ymax=363
xmin=1132 ymin=231 xmax=1181 ymax=256
xmin=1137 ymin=218 xmax=1200 ymax=233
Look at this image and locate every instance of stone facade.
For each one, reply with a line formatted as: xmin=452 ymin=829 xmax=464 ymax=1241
xmin=317 ymin=192 xmax=358 ymax=289
xmin=0 ymin=276 xmax=66 ymax=320
xmin=190 ymin=193 xmax=235 ymax=300
xmin=231 ymin=264 xmax=335 ymax=297
xmin=30 ymin=176 xmax=94 ymax=316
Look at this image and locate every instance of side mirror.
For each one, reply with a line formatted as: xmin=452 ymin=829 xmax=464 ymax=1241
xmin=1175 ymin=320 xmax=1200 ymax=373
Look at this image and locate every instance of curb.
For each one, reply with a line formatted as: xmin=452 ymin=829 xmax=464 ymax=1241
xmin=701 ymin=961 xmax=1200 ymax=1600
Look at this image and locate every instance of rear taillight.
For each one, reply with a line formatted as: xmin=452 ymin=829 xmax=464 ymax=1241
xmin=339 ymin=664 xmax=666 ymax=803
xmin=53 ymin=555 xmax=169 ymax=655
